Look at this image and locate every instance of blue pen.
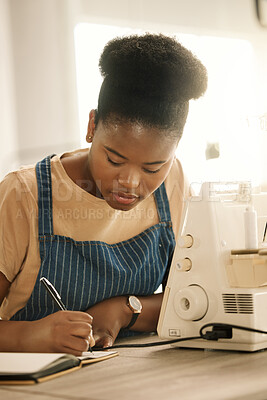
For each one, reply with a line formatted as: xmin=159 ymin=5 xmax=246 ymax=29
xmin=40 ymin=277 xmax=92 ymax=352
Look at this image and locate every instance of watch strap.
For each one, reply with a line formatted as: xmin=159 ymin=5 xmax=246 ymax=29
xmin=125 ymin=312 xmax=139 ymax=329
xmin=125 ymin=295 xmax=142 ymax=330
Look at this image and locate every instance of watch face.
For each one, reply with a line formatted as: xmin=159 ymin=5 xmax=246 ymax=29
xmin=129 ymin=296 xmax=142 ymax=313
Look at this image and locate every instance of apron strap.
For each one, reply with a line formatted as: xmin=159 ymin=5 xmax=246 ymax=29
xmin=35 ymin=155 xmax=56 ymax=236
xmin=153 ymin=182 xmax=172 ymax=223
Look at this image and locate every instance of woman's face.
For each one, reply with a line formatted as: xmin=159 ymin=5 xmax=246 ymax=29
xmin=86 ymin=111 xmax=179 ymax=211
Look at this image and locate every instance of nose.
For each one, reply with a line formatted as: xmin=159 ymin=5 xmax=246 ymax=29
xmin=118 ymin=167 xmax=140 ymax=189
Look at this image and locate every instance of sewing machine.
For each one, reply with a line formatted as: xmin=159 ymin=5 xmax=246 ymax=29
xmin=157 ymin=182 xmax=267 ymax=351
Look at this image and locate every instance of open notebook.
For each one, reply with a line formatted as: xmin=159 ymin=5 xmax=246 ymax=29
xmin=0 ymin=350 xmax=118 ymax=385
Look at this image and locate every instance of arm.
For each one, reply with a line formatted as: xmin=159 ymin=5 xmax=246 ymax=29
xmin=0 ymin=271 xmax=95 ymax=355
xmin=128 ymin=292 xmax=163 ymax=332
xmin=86 ymin=292 xmax=163 ymax=348
xmin=0 ymin=173 xmax=95 ymax=355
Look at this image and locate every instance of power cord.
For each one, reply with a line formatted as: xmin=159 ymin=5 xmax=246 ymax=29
xmin=102 ymin=335 xmax=202 ymax=350
xmin=93 ymin=322 xmax=267 ymax=350
xmin=200 ymin=322 xmax=267 ymax=340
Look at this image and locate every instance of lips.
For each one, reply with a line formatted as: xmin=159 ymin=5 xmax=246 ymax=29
xmin=112 ymin=191 xmax=139 ymax=205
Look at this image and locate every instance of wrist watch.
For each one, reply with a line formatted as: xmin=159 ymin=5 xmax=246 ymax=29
xmin=125 ymin=295 xmax=142 ymax=329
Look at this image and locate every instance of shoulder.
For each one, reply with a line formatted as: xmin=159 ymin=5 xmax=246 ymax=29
xmin=0 ymin=165 xmax=38 ymax=283
xmin=164 ymin=157 xmax=189 ymax=200
xmin=164 ymin=158 xmax=191 ymax=239
xmin=51 ymin=148 xmax=88 ymax=179
xmin=0 ymin=164 xmax=37 ymax=206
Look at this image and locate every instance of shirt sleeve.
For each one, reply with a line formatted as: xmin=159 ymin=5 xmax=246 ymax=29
xmin=0 ymin=171 xmax=33 ymax=282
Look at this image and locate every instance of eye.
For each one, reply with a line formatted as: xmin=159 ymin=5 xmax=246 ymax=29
xmin=107 ymin=155 xmax=123 ymax=166
xmin=142 ymin=167 xmax=161 ymax=174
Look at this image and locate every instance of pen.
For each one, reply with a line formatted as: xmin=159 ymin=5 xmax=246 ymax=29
xmin=40 ymin=277 xmax=67 ymax=311
xmin=40 ymin=277 xmax=92 ymax=352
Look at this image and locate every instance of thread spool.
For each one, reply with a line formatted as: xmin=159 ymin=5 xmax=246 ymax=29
xmin=244 ymin=206 xmax=258 ymax=250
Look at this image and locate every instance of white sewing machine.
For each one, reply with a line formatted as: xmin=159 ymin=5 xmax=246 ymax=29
xmin=157 ymin=182 xmax=267 ymax=351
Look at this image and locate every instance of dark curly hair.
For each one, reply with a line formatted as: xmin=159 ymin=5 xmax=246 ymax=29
xmin=95 ymin=33 xmax=207 ymax=138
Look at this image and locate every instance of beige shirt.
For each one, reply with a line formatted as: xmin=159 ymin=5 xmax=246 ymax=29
xmin=0 ymin=149 xmax=188 ymax=319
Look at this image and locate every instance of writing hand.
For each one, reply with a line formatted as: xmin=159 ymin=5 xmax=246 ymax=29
xmin=27 ymin=311 xmax=95 ymax=355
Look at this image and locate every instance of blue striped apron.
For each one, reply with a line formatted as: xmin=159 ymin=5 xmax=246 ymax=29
xmin=12 ymin=155 xmax=176 ymax=326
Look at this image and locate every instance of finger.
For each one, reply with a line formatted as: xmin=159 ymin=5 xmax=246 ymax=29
xmin=103 ymin=336 xmax=113 ymax=348
xmin=93 ymin=334 xmax=101 ymax=345
xmin=93 ymin=334 xmax=113 ymax=348
xmin=69 ymin=322 xmax=93 ymax=338
xmin=88 ymin=332 xmax=95 ymax=348
xmin=62 ymin=345 xmax=86 ymax=357
xmin=63 ymin=311 xmax=93 ymax=324
xmin=61 ymin=335 xmax=90 ymax=355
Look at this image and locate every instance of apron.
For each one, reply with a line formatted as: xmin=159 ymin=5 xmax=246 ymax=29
xmin=12 ymin=155 xmax=175 ymax=323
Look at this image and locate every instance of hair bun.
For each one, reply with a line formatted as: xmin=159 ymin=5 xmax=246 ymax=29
xmin=99 ymin=34 xmax=207 ymax=102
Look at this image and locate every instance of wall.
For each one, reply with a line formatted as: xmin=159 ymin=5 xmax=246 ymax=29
xmin=1 ymin=0 xmax=267 ymax=184
xmin=7 ymin=0 xmax=80 ymax=169
xmin=0 ymin=0 xmax=81 ymax=177
xmin=0 ymin=0 xmax=17 ymax=178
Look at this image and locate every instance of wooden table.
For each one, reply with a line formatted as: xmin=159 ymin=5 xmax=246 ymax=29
xmin=1 ymin=334 xmax=267 ymax=400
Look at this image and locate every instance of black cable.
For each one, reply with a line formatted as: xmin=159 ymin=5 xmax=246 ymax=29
xmin=97 ymin=335 xmax=202 ymax=350
xmin=93 ymin=322 xmax=267 ymax=351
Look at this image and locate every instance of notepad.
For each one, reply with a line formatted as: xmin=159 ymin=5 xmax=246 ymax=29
xmin=0 ymin=350 xmax=118 ymax=385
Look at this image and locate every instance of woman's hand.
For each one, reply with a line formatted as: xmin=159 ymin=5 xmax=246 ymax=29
xmin=87 ymin=293 xmax=164 ymax=348
xmin=21 ymin=311 xmax=95 ymax=355
xmin=86 ymin=297 xmax=131 ymax=348
xmin=0 ymin=273 xmax=94 ymax=355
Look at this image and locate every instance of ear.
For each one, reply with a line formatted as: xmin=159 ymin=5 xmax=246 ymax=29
xmin=86 ymin=109 xmax=96 ymax=143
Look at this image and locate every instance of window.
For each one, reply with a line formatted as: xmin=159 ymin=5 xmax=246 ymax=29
xmin=74 ymin=23 xmax=261 ymax=187
xmin=74 ymin=23 xmax=143 ymax=145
